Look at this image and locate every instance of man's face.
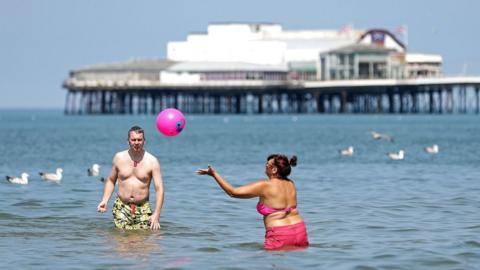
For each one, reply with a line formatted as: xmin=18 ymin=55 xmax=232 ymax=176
xmin=128 ymin=131 xmax=145 ymax=152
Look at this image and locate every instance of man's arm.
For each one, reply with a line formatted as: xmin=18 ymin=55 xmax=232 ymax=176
xmin=149 ymin=158 xmax=164 ymax=230
xmin=97 ymin=155 xmax=119 ymax=212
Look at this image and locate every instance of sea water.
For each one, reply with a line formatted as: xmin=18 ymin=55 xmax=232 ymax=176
xmin=0 ymin=110 xmax=479 ymax=269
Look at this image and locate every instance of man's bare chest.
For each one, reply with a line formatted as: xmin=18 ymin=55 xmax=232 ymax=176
xmin=117 ymin=161 xmax=151 ymax=181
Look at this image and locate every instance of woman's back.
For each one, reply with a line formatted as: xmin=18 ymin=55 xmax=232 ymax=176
xmin=262 ymin=178 xmax=296 ymax=208
xmin=260 ymin=178 xmax=303 ymax=228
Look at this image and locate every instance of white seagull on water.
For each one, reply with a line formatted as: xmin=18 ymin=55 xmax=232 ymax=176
xmin=339 ymin=146 xmax=354 ymax=156
xmin=88 ymin=164 xmax=100 ymax=176
xmin=370 ymin=131 xmax=394 ymax=142
xmin=6 ymin=173 xmax=29 ymax=185
xmin=387 ymin=150 xmax=405 ymax=160
xmin=424 ymin=144 xmax=439 ymax=154
xmin=39 ymin=168 xmax=63 ymax=181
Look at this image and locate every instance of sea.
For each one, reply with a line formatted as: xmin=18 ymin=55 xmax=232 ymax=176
xmin=0 ymin=109 xmax=479 ymax=270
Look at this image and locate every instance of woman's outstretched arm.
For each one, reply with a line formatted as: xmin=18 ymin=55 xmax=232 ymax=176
xmin=196 ymin=165 xmax=267 ymax=198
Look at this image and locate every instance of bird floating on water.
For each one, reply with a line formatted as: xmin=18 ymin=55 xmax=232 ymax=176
xmin=387 ymin=150 xmax=405 ymax=160
xmin=6 ymin=173 xmax=29 ymax=185
xmin=370 ymin=131 xmax=394 ymax=142
xmin=39 ymin=168 xmax=63 ymax=181
xmin=424 ymin=144 xmax=439 ymax=154
xmin=88 ymin=164 xmax=100 ymax=176
xmin=339 ymin=146 xmax=354 ymax=156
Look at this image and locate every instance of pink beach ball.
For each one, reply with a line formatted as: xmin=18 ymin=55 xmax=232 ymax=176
xmin=156 ymin=108 xmax=186 ymax=136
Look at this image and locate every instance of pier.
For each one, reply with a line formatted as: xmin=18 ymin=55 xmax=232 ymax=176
xmin=62 ymin=24 xmax=480 ymax=115
xmin=63 ymin=76 xmax=480 ymax=114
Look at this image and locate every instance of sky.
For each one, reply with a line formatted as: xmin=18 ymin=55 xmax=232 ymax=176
xmin=1 ymin=0 xmax=479 ymax=109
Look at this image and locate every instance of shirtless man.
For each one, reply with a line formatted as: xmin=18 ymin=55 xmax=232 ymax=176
xmin=97 ymin=126 xmax=164 ymax=230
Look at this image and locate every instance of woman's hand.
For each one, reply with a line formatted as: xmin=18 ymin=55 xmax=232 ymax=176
xmin=196 ymin=165 xmax=216 ymax=176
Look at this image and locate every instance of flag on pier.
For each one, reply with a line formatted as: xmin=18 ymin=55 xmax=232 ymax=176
xmin=339 ymin=23 xmax=353 ymax=34
xmin=394 ymin=25 xmax=408 ymax=47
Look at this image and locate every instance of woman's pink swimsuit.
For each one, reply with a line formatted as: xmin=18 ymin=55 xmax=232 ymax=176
xmin=257 ymin=202 xmax=309 ymax=250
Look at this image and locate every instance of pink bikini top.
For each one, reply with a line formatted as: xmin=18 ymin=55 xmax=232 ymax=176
xmin=256 ymin=202 xmax=297 ymax=216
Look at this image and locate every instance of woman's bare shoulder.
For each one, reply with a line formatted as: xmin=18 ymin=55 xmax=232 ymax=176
xmin=246 ymin=179 xmax=269 ymax=189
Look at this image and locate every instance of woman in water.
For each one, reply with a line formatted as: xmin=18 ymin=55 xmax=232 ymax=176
xmin=196 ymin=154 xmax=309 ymax=250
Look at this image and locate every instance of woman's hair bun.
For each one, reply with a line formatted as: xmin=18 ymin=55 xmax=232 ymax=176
xmin=289 ymin=155 xmax=297 ymax=167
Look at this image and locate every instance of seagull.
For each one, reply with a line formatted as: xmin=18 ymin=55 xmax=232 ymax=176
xmin=388 ymin=150 xmax=405 ymax=160
xmin=6 ymin=173 xmax=29 ymax=185
xmin=339 ymin=146 xmax=354 ymax=156
xmin=88 ymin=164 xmax=100 ymax=176
xmin=370 ymin=131 xmax=394 ymax=142
xmin=424 ymin=144 xmax=439 ymax=154
xmin=39 ymin=168 xmax=63 ymax=181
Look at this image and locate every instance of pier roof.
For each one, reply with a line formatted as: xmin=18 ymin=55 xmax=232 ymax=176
xmin=73 ymin=59 xmax=176 ymax=73
xmin=326 ymin=44 xmax=396 ymax=54
xmin=406 ymin=53 xmax=443 ymax=63
xmin=168 ymin=61 xmax=288 ymax=72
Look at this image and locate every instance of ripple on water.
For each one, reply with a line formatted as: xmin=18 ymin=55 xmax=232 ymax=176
xmin=464 ymin=224 xmax=480 ymax=229
xmin=372 ymin=253 xmax=396 ymax=260
xmin=455 ymin=251 xmax=478 ymax=258
xmin=47 ymin=200 xmax=85 ymax=209
xmin=306 ymin=243 xmax=329 ymax=249
xmin=320 ymin=242 xmax=355 ymax=250
xmin=366 ymin=225 xmax=386 ymax=229
xmin=352 ymin=265 xmax=378 ymax=270
xmin=225 ymin=242 xmax=263 ymax=251
xmin=464 ymin=240 xmax=480 ymax=247
xmin=11 ymin=199 xmax=43 ymax=208
xmin=0 ymin=212 xmax=24 ymax=220
xmin=414 ymin=256 xmax=461 ymax=267
xmin=196 ymin=247 xmax=222 ymax=253
xmin=70 ymin=188 xmax=91 ymax=193
xmin=168 ymin=230 xmax=216 ymax=238
xmin=447 ymin=196 xmax=470 ymax=205
xmin=0 ymin=231 xmax=51 ymax=238
xmin=389 ymin=228 xmax=419 ymax=233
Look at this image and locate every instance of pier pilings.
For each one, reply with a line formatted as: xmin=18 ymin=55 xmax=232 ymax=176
xmin=64 ymin=83 xmax=480 ymax=115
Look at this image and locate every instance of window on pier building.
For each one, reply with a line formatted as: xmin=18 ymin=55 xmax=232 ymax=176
xmin=359 ymin=63 xmax=370 ymax=79
xmin=373 ymin=62 xmax=387 ymax=78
